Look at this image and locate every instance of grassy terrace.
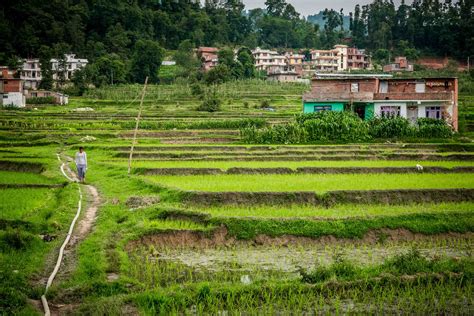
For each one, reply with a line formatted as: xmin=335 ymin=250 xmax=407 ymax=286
xmin=144 ymin=173 xmax=474 ymax=192
xmin=1 ymin=80 xmax=473 ymax=314
xmin=189 ymin=202 xmax=474 ymax=218
xmin=110 ymin=159 xmax=474 ymax=169
xmin=0 ymin=171 xmax=61 ymax=185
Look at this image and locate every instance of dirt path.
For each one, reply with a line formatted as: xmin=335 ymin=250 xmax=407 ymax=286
xmin=32 ymin=155 xmax=102 ymax=315
xmin=62 ymin=157 xmax=101 ymax=243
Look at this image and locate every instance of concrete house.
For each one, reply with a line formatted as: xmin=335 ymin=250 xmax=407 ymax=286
xmin=0 ymin=67 xmax=25 ymax=107
xmin=252 ymin=48 xmax=287 ymax=74
xmin=51 ymin=54 xmax=88 ymax=81
xmin=309 ymin=45 xmax=372 ymax=72
xmin=383 ymin=56 xmax=414 ymax=72
xmin=197 ymin=47 xmax=219 ymax=72
xmin=303 ymin=74 xmax=458 ymax=130
xmin=21 ymin=58 xmax=42 ymax=90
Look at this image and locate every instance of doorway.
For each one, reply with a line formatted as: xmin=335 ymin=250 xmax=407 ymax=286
xmin=354 ymin=104 xmax=366 ymax=119
xmin=407 ymin=106 xmax=418 ymax=124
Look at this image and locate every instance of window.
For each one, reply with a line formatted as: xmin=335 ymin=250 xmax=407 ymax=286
xmin=415 ymin=81 xmax=426 ymax=93
xmin=380 ymin=106 xmax=400 ymax=117
xmin=4 ymin=80 xmax=8 ymax=84
xmin=31 ymin=92 xmax=37 ymax=97
xmin=351 ymin=83 xmax=359 ymax=93
xmin=426 ymin=106 xmax=441 ymax=119
xmin=379 ymin=81 xmax=388 ymax=93
xmin=3 ymin=95 xmax=8 ymax=99
xmin=314 ymin=105 xmax=332 ymax=112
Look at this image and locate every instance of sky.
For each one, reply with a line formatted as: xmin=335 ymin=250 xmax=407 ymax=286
xmin=242 ymin=0 xmax=406 ymax=15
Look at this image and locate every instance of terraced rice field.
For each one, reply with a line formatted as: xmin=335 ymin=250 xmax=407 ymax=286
xmin=0 ymin=82 xmax=473 ymax=314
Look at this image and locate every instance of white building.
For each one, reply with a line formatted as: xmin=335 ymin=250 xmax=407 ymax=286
xmin=252 ymin=48 xmax=287 ymax=74
xmin=21 ymin=58 xmax=42 ymax=90
xmin=309 ymin=45 xmax=371 ymax=72
xmin=51 ymin=54 xmax=88 ymax=81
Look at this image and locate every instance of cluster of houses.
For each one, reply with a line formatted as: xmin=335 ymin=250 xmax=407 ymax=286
xmin=0 ymin=54 xmax=88 ymax=107
xmin=303 ymin=73 xmax=458 ymax=130
xmin=197 ymin=44 xmax=373 ymax=82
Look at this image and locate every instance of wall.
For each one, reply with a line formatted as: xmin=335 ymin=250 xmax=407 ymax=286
xmin=303 ymin=102 xmax=344 ymax=113
xmin=1 ymin=79 xmax=22 ymax=93
xmin=1 ymin=92 xmax=25 ymax=107
xmin=374 ymin=102 xmax=407 ymax=117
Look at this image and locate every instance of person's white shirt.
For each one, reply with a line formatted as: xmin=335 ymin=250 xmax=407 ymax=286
xmin=75 ymin=152 xmax=87 ymax=166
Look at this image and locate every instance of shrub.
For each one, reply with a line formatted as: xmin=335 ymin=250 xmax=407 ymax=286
xmin=368 ymin=116 xmax=414 ymax=138
xmin=26 ymin=96 xmax=56 ymax=104
xmin=416 ymin=118 xmax=453 ymax=138
xmin=302 ymin=111 xmax=370 ymax=142
xmin=197 ymin=95 xmax=221 ymax=112
xmin=260 ymin=99 xmax=271 ymax=108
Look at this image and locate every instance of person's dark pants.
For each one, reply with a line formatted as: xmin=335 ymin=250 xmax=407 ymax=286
xmin=77 ymin=164 xmax=86 ymax=181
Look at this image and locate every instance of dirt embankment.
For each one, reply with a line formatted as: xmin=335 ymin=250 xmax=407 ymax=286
xmin=126 ymin=226 xmax=474 ymax=250
xmin=183 ymin=189 xmax=474 ymax=206
xmin=0 ymin=160 xmax=45 ymax=173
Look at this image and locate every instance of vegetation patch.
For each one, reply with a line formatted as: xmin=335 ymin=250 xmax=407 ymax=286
xmin=183 ymin=189 xmax=474 ymax=206
xmin=0 ymin=160 xmax=45 ymax=173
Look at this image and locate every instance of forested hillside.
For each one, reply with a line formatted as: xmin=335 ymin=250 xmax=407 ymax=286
xmin=0 ymin=0 xmax=472 ymax=80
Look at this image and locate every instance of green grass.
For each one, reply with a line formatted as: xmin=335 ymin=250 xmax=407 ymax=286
xmin=145 ymin=173 xmax=474 ymax=192
xmin=110 ymin=159 xmax=474 ymax=170
xmin=0 ymin=171 xmax=60 ymax=185
xmin=190 ymin=202 xmax=474 ymax=218
xmin=0 ymin=188 xmax=57 ymax=220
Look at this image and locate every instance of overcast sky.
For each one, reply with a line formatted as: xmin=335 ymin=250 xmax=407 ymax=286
xmin=242 ymin=0 xmax=407 ymax=15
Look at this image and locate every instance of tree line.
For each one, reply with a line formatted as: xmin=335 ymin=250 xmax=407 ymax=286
xmin=0 ymin=0 xmax=472 ymax=86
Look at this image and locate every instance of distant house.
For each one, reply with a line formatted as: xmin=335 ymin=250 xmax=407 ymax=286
xmin=197 ymin=47 xmax=219 ymax=72
xmin=252 ymin=48 xmax=287 ymax=74
xmin=309 ymin=45 xmax=371 ymax=73
xmin=21 ymin=58 xmax=42 ymax=90
xmin=26 ymin=90 xmax=68 ymax=105
xmin=383 ymin=57 xmax=414 ymax=72
xmin=303 ymin=73 xmax=458 ymax=130
xmin=267 ymin=70 xmax=299 ymax=82
xmin=20 ymin=54 xmax=88 ymax=89
xmin=51 ymin=54 xmax=88 ymax=81
xmin=0 ymin=67 xmax=25 ymax=107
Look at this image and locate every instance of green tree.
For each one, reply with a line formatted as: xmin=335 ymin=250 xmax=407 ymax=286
xmin=204 ymin=64 xmax=231 ymax=85
xmin=130 ymin=40 xmax=164 ymax=84
xmin=38 ymin=46 xmax=53 ymax=90
xmin=90 ymin=54 xmax=127 ymax=87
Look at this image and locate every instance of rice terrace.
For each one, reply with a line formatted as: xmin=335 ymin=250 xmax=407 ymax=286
xmin=1 ymin=0 xmax=474 ymax=315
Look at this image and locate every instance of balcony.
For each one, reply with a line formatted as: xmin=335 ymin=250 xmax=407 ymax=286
xmin=374 ymin=92 xmax=453 ymax=101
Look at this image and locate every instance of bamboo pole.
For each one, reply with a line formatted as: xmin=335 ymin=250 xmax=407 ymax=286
xmin=128 ymin=76 xmax=148 ymax=175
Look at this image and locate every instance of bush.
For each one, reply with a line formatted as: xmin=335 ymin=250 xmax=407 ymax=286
xmin=241 ymin=111 xmax=453 ymax=144
xmin=26 ymin=96 xmax=55 ymax=104
xmin=416 ymin=118 xmax=453 ymax=138
xmin=260 ymin=99 xmax=271 ymax=108
xmin=368 ymin=116 xmax=414 ymax=139
xmin=197 ymin=95 xmax=221 ymax=112
xmin=302 ymin=111 xmax=370 ymax=142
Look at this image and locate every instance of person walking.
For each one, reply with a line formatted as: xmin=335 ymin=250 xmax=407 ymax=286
xmin=75 ymin=146 xmax=88 ymax=183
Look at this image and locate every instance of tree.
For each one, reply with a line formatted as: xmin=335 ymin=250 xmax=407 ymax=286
xmin=174 ymin=40 xmax=199 ymax=71
xmin=89 ymin=54 xmax=127 ymax=87
xmin=236 ymin=48 xmax=255 ymax=78
xmin=204 ymin=64 xmax=231 ymax=85
xmin=130 ymin=40 xmax=164 ymax=83
xmin=38 ymin=46 xmax=53 ymax=90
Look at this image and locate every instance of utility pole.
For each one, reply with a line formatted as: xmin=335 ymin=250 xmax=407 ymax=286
xmin=128 ymin=76 xmax=148 ymax=175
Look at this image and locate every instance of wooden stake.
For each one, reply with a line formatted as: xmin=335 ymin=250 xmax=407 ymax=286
xmin=128 ymin=76 xmax=148 ymax=175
